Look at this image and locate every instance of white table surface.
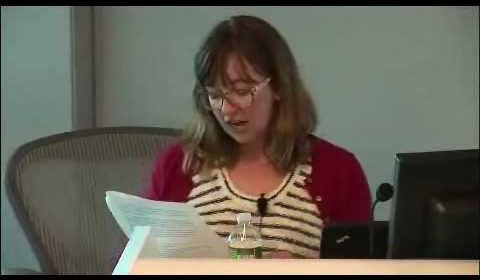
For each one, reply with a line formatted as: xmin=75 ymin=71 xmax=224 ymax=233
xmin=128 ymin=258 xmax=479 ymax=275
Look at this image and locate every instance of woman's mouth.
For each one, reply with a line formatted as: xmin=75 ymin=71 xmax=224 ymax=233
xmin=227 ymin=120 xmax=249 ymax=128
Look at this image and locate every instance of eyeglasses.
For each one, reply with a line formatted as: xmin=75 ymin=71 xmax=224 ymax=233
xmin=203 ymin=77 xmax=271 ymax=110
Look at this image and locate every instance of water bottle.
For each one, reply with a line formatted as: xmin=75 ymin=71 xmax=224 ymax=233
xmin=227 ymin=213 xmax=262 ymax=259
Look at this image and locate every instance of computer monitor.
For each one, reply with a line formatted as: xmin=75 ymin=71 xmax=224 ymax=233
xmin=387 ymin=149 xmax=479 ymax=259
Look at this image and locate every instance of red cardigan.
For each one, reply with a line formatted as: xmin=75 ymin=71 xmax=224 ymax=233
xmin=142 ymin=135 xmax=372 ymax=224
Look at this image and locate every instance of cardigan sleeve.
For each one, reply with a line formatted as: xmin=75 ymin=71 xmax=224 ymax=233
xmin=337 ymin=153 xmax=372 ymax=222
xmin=141 ymin=143 xmax=183 ymax=200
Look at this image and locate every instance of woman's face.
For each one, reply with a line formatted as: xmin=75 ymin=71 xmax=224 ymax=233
xmin=210 ymin=53 xmax=277 ymax=146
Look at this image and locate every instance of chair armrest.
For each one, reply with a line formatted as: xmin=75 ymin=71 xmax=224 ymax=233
xmin=1 ymin=267 xmax=44 ymax=275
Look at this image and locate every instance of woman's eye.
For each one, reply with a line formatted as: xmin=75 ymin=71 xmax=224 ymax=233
xmin=235 ymin=89 xmax=251 ymax=96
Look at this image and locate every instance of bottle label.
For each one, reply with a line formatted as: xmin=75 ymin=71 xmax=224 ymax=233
xmin=229 ymin=246 xmax=262 ymax=259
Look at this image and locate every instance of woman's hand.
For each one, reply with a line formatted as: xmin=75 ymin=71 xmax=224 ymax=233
xmin=263 ymin=250 xmax=293 ymax=259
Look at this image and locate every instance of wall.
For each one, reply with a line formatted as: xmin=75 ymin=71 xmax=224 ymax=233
xmin=1 ymin=6 xmax=478 ymax=271
xmin=1 ymin=6 xmax=73 ymax=271
xmin=95 ymin=6 xmax=479 ymax=221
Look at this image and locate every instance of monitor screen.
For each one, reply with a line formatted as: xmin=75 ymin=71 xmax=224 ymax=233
xmin=387 ymin=149 xmax=479 ymax=259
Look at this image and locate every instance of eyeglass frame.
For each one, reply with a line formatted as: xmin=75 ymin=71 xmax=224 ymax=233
xmin=202 ymin=77 xmax=271 ymax=110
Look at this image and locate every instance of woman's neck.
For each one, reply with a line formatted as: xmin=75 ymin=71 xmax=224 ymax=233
xmin=237 ymin=139 xmax=268 ymax=164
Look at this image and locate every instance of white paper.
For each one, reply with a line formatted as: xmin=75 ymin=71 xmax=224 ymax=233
xmin=105 ymin=190 xmax=229 ymax=258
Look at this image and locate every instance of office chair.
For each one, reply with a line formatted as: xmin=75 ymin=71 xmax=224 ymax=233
xmin=4 ymin=127 xmax=181 ymax=274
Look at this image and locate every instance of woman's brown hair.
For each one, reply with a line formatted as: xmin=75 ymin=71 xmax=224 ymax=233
xmin=182 ymin=15 xmax=317 ymax=175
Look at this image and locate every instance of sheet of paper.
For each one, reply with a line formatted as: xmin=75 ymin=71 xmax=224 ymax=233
xmin=106 ymin=190 xmax=229 ymax=259
xmin=106 ymin=191 xmax=201 ymax=237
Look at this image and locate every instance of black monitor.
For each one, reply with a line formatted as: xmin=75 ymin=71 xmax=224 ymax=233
xmin=387 ymin=149 xmax=479 ymax=259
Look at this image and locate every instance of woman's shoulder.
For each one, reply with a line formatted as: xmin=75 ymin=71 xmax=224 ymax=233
xmin=145 ymin=140 xmax=191 ymax=201
xmin=309 ymin=134 xmax=356 ymax=161
xmin=152 ymin=140 xmax=185 ymax=169
xmin=308 ymin=134 xmax=364 ymax=173
xmin=159 ymin=140 xmax=184 ymax=157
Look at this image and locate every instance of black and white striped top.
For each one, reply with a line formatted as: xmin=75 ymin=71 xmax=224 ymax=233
xmin=186 ymin=163 xmax=324 ymax=258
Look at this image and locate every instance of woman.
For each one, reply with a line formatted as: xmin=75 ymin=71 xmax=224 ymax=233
xmin=143 ymin=15 xmax=371 ymax=259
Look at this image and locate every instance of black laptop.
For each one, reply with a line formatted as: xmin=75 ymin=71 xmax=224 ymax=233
xmin=320 ymin=222 xmax=389 ymax=259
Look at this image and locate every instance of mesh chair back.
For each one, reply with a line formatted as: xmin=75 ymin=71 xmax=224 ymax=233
xmin=5 ymin=127 xmax=181 ymax=274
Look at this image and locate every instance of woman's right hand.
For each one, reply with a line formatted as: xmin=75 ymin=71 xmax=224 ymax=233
xmin=263 ymin=250 xmax=293 ymax=259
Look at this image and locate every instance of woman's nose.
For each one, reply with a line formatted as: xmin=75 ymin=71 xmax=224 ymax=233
xmin=220 ymin=97 xmax=239 ymax=115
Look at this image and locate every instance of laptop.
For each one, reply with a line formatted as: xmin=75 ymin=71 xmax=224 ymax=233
xmin=320 ymin=222 xmax=388 ymax=259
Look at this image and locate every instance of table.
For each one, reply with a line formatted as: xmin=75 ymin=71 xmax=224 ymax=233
xmin=113 ymin=226 xmax=478 ymax=275
xmin=129 ymin=258 xmax=479 ymax=275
